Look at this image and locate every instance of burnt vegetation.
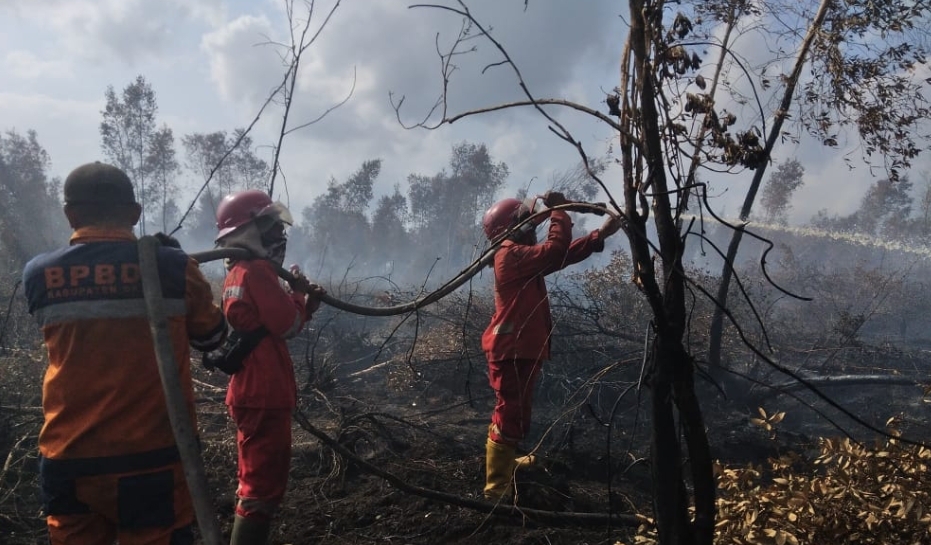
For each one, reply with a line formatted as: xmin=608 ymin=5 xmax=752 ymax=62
xmin=5 ymin=1 xmax=931 ymax=544
xmin=3 ymin=222 xmax=931 ymax=544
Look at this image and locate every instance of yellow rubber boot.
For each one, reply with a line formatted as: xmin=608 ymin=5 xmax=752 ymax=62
xmin=514 ymin=453 xmax=536 ymax=469
xmin=484 ymin=438 xmax=517 ymax=500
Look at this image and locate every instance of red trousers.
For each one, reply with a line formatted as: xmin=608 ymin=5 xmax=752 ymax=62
xmin=229 ymin=406 xmax=293 ymax=520
xmin=487 ymin=358 xmax=542 ymax=446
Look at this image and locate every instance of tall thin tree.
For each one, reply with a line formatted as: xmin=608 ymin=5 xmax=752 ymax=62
xmin=100 ymin=75 xmax=161 ymax=233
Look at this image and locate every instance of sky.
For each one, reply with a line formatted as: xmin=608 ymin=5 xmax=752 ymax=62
xmin=1 ymin=0 xmax=926 ymax=237
xmin=0 ymin=1 xmax=625 ymax=219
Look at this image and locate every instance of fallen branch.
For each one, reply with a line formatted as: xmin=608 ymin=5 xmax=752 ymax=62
xmin=347 ymin=361 xmax=391 ymax=378
xmin=765 ymin=374 xmax=922 ymax=398
xmin=292 ymin=409 xmax=646 ymax=528
xmin=192 ymin=377 xmax=226 ymax=393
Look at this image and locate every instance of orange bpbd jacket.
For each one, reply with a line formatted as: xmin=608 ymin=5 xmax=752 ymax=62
xmin=481 ymin=210 xmax=605 ymax=363
xmin=223 ymin=259 xmax=307 ymax=409
xmin=23 ymin=227 xmax=227 ymax=462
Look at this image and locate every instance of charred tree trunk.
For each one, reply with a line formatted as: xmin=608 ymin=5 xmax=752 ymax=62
xmin=648 ymin=342 xmax=693 ymax=545
xmin=626 ymin=1 xmax=715 ymax=543
xmin=672 ymin=351 xmax=715 ymax=543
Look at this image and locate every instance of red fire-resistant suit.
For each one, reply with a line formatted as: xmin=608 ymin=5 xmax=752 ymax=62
xmin=481 ymin=210 xmax=606 ymax=445
xmin=222 ymin=259 xmax=309 ymax=519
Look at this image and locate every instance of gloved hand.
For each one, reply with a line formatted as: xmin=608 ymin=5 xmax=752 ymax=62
xmin=287 ymin=265 xmax=313 ymax=294
xmin=154 ymin=232 xmax=181 ymax=249
xmin=599 ymin=215 xmax=623 ymax=238
xmin=288 ymin=265 xmax=326 ymax=313
xmin=305 ymin=284 xmax=326 ymax=314
xmin=543 ymin=191 xmax=568 ymax=208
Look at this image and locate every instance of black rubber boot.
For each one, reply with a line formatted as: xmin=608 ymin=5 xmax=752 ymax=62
xmin=230 ymin=514 xmax=271 ymax=545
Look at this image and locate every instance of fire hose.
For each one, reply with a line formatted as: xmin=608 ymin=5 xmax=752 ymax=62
xmin=134 ymin=200 xmax=615 ymax=542
xmin=138 ymin=236 xmax=223 ymax=545
xmin=189 ymin=201 xmax=619 ymax=316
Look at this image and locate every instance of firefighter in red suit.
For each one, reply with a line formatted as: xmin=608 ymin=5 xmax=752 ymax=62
xmin=213 ymin=190 xmax=326 ymax=545
xmin=480 ymin=191 xmax=622 ymax=500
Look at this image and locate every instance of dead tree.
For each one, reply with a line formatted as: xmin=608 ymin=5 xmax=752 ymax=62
xmin=621 ymin=3 xmax=715 ymax=542
xmin=397 ymin=1 xmax=931 ymax=542
xmin=394 ymin=1 xmax=719 ymax=542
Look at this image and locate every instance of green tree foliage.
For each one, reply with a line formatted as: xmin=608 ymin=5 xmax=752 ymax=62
xmin=369 ymin=184 xmax=409 ymax=275
xmin=408 ymin=142 xmax=507 ymax=232
xmin=183 ymin=132 xmax=226 ymax=187
xmin=99 ymin=75 xmax=165 ymax=232
xmin=182 ymin=129 xmax=270 ymax=245
xmin=147 ymin=126 xmax=180 ymax=232
xmin=300 ymin=159 xmax=382 ymax=271
xmin=408 ymin=142 xmax=508 ymax=270
xmin=812 ymin=177 xmax=913 ymax=238
xmin=182 ymin=129 xmax=270 ymax=196
xmin=0 ymin=129 xmax=69 ymax=270
xmin=342 ymin=159 xmax=379 ymax=215
xmin=294 ymin=142 xmax=508 ymax=282
xmin=759 ymin=159 xmax=804 ymax=225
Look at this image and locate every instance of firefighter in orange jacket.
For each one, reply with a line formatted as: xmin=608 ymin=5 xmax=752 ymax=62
xmin=214 ymin=189 xmax=326 ymax=545
xmin=22 ymin=162 xmax=227 ymax=545
xmin=480 ymin=191 xmax=622 ymax=500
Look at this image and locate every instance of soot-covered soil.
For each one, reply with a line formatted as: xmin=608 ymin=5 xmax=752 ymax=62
xmin=3 ymin=340 xmax=926 ymax=545
xmin=190 ymin=365 xmax=789 ymax=545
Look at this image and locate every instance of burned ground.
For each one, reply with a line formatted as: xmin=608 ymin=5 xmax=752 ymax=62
xmin=3 ymin=251 xmax=931 ymax=544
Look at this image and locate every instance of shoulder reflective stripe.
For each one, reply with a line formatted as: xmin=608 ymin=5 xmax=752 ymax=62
xmin=282 ymin=312 xmax=302 ymax=339
xmin=223 ymin=286 xmax=243 ymax=301
xmin=34 ymin=298 xmax=187 ymax=327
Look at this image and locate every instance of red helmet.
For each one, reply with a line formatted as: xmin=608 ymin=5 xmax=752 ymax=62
xmin=482 ymin=198 xmax=529 ymax=241
xmin=215 ymin=189 xmax=293 ymax=240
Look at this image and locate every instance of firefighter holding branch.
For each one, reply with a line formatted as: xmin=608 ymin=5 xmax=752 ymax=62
xmin=480 ymin=191 xmax=622 ymax=500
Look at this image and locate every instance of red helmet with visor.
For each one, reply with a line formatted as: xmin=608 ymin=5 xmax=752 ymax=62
xmin=215 ymin=189 xmax=293 ymax=241
xmin=482 ymin=198 xmax=530 ymax=241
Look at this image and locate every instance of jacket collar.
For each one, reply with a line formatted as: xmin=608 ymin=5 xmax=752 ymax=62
xmin=70 ymin=226 xmax=137 ymax=245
